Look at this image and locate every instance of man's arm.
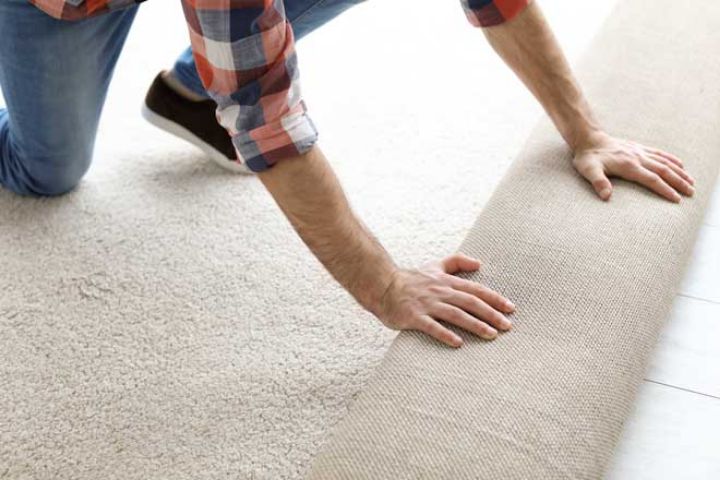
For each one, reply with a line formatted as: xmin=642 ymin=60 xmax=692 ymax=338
xmin=258 ymin=146 xmax=515 ymax=348
xmin=480 ymin=1 xmax=695 ymax=201
xmin=257 ymin=146 xmax=396 ymax=315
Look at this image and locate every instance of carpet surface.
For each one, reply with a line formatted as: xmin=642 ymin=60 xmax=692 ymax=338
xmin=307 ymin=0 xmax=720 ymax=478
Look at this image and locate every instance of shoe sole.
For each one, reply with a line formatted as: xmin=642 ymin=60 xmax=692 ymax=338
xmin=141 ymin=103 xmax=254 ymax=175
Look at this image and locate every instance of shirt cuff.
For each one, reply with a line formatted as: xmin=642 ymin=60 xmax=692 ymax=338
xmin=231 ymin=101 xmax=319 ymax=173
xmin=462 ymin=0 xmax=532 ymax=27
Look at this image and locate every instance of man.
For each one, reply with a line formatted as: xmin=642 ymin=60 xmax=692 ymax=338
xmin=0 ymin=0 xmax=695 ymax=348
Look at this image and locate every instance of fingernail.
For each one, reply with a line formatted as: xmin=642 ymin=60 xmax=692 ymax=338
xmin=688 ymin=186 xmax=695 ymax=196
xmin=505 ymin=300 xmax=516 ymax=311
xmin=502 ymin=318 xmax=513 ymax=330
xmin=484 ymin=328 xmax=498 ymax=340
xmin=452 ymin=335 xmax=463 ymax=347
xmin=600 ymin=188 xmax=611 ymax=200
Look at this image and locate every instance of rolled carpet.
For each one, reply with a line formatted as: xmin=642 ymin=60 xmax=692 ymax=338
xmin=307 ymin=0 xmax=720 ymax=478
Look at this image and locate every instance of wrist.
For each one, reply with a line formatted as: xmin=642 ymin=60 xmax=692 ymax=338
xmin=569 ymin=128 xmax=609 ymax=153
xmin=559 ymin=107 xmax=605 ymax=152
xmin=354 ymin=262 xmax=399 ymax=317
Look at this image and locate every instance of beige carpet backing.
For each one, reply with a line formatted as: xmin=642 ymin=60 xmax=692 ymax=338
xmin=307 ymin=0 xmax=720 ymax=478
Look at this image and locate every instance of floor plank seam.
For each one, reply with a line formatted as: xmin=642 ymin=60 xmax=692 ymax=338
xmin=642 ymin=379 xmax=720 ymax=401
xmin=676 ymin=293 xmax=720 ymax=305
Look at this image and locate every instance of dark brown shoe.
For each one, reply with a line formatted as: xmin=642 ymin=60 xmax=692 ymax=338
xmin=142 ymin=72 xmax=253 ymax=174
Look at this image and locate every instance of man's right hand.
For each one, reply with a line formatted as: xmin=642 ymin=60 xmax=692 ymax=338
xmin=374 ymin=254 xmax=515 ymax=348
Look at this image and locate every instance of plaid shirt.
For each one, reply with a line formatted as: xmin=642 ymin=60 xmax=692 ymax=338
xmin=30 ymin=0 xmax=531 ymax=172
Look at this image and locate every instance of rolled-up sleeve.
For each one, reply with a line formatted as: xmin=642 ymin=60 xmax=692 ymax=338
xmin=461 ymin=0 xmax=532 ymax=27
xmin=181 ymin=0 xmax=318 ymax=172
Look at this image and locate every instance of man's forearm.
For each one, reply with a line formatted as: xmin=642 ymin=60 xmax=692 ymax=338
xmin=483 ymin=2 xmax=602 ymax=150
xmin=257 ymin=146 xmax=397 ymax=315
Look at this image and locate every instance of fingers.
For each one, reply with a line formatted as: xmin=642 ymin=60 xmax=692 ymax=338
xmin=443 ymin=290 xmax=512 ymax=331
xmin=622 ymin=164 xmax=681 ymax=202
xmin=645 ymin=147 xmax=684 ymax=168
xmin=445 ymin=275 xmax=515 ymax=314
xmin=575 ymin=138 xmax=693 ymax=202
xmin=642 ymin=157 xmax=695 ymax=197
xmin=648 ymin=154 xmax=695 ymax=185
xmin=581 ymin=163 xmax=613 ymax=201
xmin=441 ymin=253 xmax=481 ymax=274
xmin=429 ymin=304 xmax=499 ymax=340
xmin=388 ymin=260 xmax=517 ymax=348
xmin=416 ymin=315 xmax=463 ymax=348
xmin=411 ymin=284 xmax=515 ymax=347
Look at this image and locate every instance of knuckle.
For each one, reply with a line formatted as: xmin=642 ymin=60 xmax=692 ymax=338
xmin=471 ymin=298 xmax=489 ymax=313
xmin=658 ymin=165 xmax=672 ymax=176
xmin=627 ymin=160 xmax=643 ymax=171
xmin=430 ymin=270 xmax=447 ymax=281
xmin=592 ymin=178 xmax=608 ymax=187
xmin=478 ymin=287 xmax=500 ymax=303
xmin=470 ymin=319 xmax=487 ymax=332
xmin=416 ymin=322 xmax=432 ymax=335
xmin=477 ymin=307 xmax=497 ymax=323
xmin=474 ymin=285 xmax=490 ymax=296
xmin=438 ymin=329 xmax=455 ymax=342
xmin=492 ymin=312 xmax=507 ymax=326
xmin=490 ymin=291 xmax=506 ymax=303
xmin=443 ymin=273 xmax=464 ymax=286
xmin=446 ymin=310 xmax=464 ymax=323
xmin=617 ymin=156 xmax=635 ymax=168
xmin=659 ymin=158 xmax=673 ymax=169
xmin=438 ymin=272 xmax=453 ymax=281
xmin=427 ymin=323 xmax=448 ymax=339
xmin=475 ymin=322 xmax=495 ymax=337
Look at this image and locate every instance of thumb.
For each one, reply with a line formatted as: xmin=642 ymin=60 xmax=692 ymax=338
xmin=441 ymin=253 xmax=481 ymax=274
xmin=584 ymin=165 xmax=613 ymax=201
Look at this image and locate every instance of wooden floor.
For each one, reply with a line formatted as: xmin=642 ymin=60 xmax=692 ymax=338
xmin=606 ymin=180 xmax=720 ymax=479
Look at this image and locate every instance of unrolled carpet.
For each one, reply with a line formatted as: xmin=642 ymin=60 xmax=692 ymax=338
xmin=307 ymin=0 xmax=720 ymax=478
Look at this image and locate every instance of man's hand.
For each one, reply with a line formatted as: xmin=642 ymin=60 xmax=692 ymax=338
xmin=481 ymin=3 xmax=696 ymax=203
xmin=375 ymin=253 xmax=514 ymax=348
xmin=572 ymin=131 xmax=695 ymax=202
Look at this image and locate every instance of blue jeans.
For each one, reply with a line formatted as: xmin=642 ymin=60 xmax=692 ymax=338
xmin=0 ymin=0 xmax=363 ymax=196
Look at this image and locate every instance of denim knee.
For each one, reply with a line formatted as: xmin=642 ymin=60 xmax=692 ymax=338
xmin=1 ymin=144 xmax=93 ymax=197
xmin=0 ymin=108 xmax=94 ymax=197
xmin=29 ymin=148 xmax=93 ymax=196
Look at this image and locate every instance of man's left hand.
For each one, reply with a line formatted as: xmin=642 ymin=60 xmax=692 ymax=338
xmin=572 ymin=131 xmax=695 ymax=202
